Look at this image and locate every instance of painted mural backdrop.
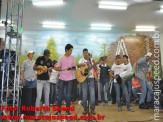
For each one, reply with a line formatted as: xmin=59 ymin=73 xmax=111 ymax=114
xmin=0 ymin=31 xmax=160 ymax=68
xmin=107 ymin=34 xmax=155 ymax=66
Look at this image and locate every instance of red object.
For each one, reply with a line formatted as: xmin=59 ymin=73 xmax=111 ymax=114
xmin=131 ymin=78 xmax=142 ymax=92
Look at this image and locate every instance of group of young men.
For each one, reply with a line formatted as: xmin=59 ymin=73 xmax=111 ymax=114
xmin=0 ymin=38 xmax=154 ymax=116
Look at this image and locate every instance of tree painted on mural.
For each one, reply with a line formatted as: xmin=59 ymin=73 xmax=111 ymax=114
xmin=46 ymin=36 xmax=58 ymax=61
xmin=100 ymin=43 xmax=109 ymax=57
xmin=107 ymin=34 xmax=154 ymax=66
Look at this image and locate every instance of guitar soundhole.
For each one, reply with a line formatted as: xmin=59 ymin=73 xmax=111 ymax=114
xmin=84 ymin=69 xmax=89 ymax=76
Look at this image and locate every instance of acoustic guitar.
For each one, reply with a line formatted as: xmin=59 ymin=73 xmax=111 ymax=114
xmin=75 ymin=64 xmax=93 ymax=83
xmin=37 ymin=65 xmax=48 ymax=75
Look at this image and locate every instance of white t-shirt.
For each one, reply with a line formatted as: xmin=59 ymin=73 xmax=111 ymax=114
xmin=122 ymin=63 xmax=133 ymax=72
xmin=49 ymin=69 xmax=59 ymax=84
xmin=78 ymin=58 xmax=94 ymax=78
xmin=111 ymin=63 xmax=126 ymax=83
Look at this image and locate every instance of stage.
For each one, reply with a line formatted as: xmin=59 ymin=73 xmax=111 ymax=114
xmin=24 ymin=102 xmax=163 ymax=122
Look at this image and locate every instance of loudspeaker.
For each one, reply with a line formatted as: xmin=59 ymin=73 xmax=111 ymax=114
xmin=21 ymin=87 xmax=36 ymax=115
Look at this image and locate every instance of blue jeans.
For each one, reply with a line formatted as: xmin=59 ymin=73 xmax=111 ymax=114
xmin=82 ymin=78 xmax=95 ymax=110
xmin=25 ymin=80 xmax=36 ymax=87
xmin=100 ymin=78 xmax=112 ymax=102
xmin=138 ymin=78 xmax=153 ymax=104
xmin=123 ymin=79 xmax=132 ymax=101
xmin=49 ymin=83 xmax=57 ymax=104
xmin=132 ymin=88 xmax=141 ymax=100
xmin=78 ymin=83 xmax=82 ymax=100
xmin=57 ymin=80 xmax=73 ymax=109
xmin=114 ymin=83 xmax=131 ymax=108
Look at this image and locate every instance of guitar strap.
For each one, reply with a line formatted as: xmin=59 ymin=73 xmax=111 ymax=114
xmin=88 ymin=58 xmax=93 ymax=67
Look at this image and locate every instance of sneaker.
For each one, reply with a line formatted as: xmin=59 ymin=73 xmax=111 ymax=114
xmin=66 ymin=111 xmax=71 ymax=116
xmin=147 ymin=102 xmax=154 ymax=108
xmin=101 ymin=102 xmax=105 ymax=106
xmin=108 ymin=101 xmax=112 ymax=106
xmin=42 ymin=103 xmax=45 ymax=106
xmin=118 ymin=107 xmax=122 ymax=112
xmin=82 ymin=108 xmax=88 ymax=115
xmin=139 ymin=103 xmax=149 ymax=109
xmin=91 ymin=109 xmax=96 ymax=115
xmin=135 ymin=100 xmax=139 ymax=105
xmin=127 ymin=107 xmax=135 ymax=112
xmin=54 ymin=111 xmax=61 ymax=115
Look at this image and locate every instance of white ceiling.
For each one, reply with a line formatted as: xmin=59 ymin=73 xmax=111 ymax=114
xmin=1 ymin=0 xmax=163 ymax=33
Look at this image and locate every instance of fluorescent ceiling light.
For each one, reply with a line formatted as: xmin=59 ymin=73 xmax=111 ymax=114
xmin=32 ymin=0 xmax=63 ymax=6
xmin=91 ymin=27 xmax=111 ymax=30
xmin=99 ymin=1 xmax=128 ymax=6
xmin=99 ymin=5 xmax=127 ymax=10
xmin=90 ymin=23 xmax=112 ymax=30
xmin=42 ymin=21 xmax=66 ymax=29
xmin=91 ymin=24 xmax=112 ymax=27
xmin=160 ymin=9 xmax=163 ymax=13
xmin=136 ymin=26 xmax=155 ymax=29
xmin=99 ymin=1 xmax=128 ymax=10
xmin=135 ymin=28 xmax=155 ymax=32
xmin=160 ymin=5 xmax=163 ymax=12
xmin=135 ymin=26 xmax=156 ymax=31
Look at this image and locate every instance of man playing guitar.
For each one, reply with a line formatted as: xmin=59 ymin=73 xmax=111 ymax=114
xmin=77 ymin=48 xmax=97 ymax=115
xmin=33 ymin=49 xmax=53 ymax=116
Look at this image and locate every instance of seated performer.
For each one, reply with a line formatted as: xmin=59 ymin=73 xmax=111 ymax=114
xmin=131 ymin=78 xmax=142 ymax=105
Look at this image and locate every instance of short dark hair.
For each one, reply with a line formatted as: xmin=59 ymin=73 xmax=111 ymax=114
xmin=43 ymin=49 xmax=50 ymax=56
xmin=115 ymin=55 xmax=121 ymax=59
xmin=65 ymin=44 xmax=73 ymax=52
xmin=83 ymin=48 xmax=88 ymax=52
xmin=53 ymin=60 xmax=57 ymax=65
xmin=123 ymin=55 xmax=128 ymax=59
xmin=101 ymin=56 xmax=107 ymax=61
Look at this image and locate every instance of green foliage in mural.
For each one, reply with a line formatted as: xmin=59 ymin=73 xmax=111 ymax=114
xmin=46 ymin=36 xmax=58 ymax=61
xmin=100 ymin=43 xmax=109 ymax=57
xmin=75 ymin=55 xmax=83 ymax=65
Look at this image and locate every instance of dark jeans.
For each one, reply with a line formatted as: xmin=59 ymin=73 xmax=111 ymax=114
xmin=71 ymin=79 xmax=77 ymax=102
xmin=57 ymin=80 xmax=73 ymax=109
xmin=114 ymin=82 xmax=131 ymax=108
xmin=100 ymin=78 xmax=112 ymax=102
xmin=94 ymin=80 xmax=98 ymax=102
xmin=82 ymin=78 xmax=95 ymax=110
xmin=49 ymin=83 xmax=57 ymax=104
